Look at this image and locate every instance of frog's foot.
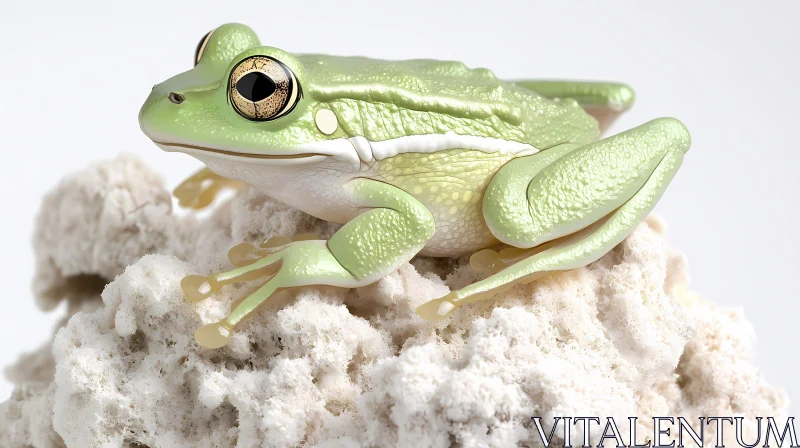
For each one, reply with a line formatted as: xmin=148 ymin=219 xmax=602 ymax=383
xmin=512 ymin=80 xmax=635 ymax=134
xmin=418 ymin=118 xmax=690 ymax=321
xmin=186 ymin=178 xmax=435 ymax=348
xmin=173 ymin=168 xmax=246 ymax=210
xmin=470 ymin=243 xmax=562 ymax=276
xmin=184 ymin=240 xmax=361 ymax=348
xmin=416 ymin=273 xmax=547 ymax=321
xmin=227 ymin=233 xmax=319 ymax=266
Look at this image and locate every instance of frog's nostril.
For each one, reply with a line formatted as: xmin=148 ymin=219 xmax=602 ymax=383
xmin=168 ymin=92 xmax=185 ymax=104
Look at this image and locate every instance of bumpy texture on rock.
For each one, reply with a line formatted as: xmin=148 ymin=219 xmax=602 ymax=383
xmin=0 ymin=155 xmax=788 ymax=447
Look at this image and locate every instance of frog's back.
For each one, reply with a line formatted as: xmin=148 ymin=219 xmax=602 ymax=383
xmin=297 ymin=53 xmax=600 ymax=148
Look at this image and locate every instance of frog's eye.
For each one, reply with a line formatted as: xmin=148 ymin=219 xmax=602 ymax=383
xmin=228 ymin=56 xmax=301 ymax=122
xmin=194 ymin=29 xmax=216 ymax=66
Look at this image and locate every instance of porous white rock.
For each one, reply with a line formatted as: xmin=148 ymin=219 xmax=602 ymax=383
xmin=0 ymin=154 xmax=789 ymax=447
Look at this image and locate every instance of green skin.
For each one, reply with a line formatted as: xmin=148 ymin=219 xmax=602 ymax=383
xmin=139 ymin=24 xmax=691 ymax=348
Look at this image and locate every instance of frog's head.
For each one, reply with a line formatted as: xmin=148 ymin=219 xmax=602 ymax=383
xmin=139 ymin=24 xmax=349 ymax=171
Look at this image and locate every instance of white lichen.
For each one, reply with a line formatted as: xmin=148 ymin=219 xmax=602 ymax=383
xmin=0 ymin=154 xmax=788 ymax=448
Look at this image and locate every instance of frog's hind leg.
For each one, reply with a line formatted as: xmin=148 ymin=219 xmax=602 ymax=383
xmin=417 ymin=118 xmax=691 ymax=321
xmin=512 ymin=80 xmax=635 ymax=133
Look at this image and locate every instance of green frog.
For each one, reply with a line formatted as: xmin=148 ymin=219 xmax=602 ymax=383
xmin=139 ymin=23 xmax=690 ymax=349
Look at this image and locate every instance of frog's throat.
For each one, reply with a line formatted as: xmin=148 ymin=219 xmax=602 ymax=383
xmin=154 ymin=134 xmax=541 ymax=168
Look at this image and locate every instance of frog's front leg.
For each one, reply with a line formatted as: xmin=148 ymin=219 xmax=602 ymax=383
xmin=183 ymin=178 xmax=435 ymax=348
xmin=417 ymin=117 xmax=691 ymax=321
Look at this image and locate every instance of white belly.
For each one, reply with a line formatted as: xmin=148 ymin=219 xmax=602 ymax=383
xmin=197 ymin=154 xmax=363 ymax=225
xmin=189 ymin=151 xmax=498 ymax=258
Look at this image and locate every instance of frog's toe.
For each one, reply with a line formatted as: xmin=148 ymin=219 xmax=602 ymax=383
xmin=417 ymin=281 xmax=523 ymax=321
xmin=416 ymin=292 xmax=458 ymax=321
xmin=189 ymin=240 xmax=362 ymax=348
xmin=173 ymin=168 xmax=245 ymax=210
xmin=181 ymin=274 xmax=216 ymax=302
xmin=227 ymin=242 xmax=262 ymax=266
xmin=228 ymin=234 xmax=320 ymax=266
xmin=470 ymin=247 xmax=533 ymax=275
xmin=469 ymin=249 xmax=503 ymax=275
xmin=182 ymin=256 xmax=282 ymax=304
xmin=195 ymin=320 xmax=233 ymax=349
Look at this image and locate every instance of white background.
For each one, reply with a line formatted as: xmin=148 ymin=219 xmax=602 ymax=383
xmin=1 ymin=0 xmax=798 ymax=411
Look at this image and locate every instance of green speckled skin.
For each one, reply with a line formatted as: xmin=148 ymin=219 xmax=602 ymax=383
xmin=377 ymin=150 xmax=513 ymax=255
xmin=327 ymin=178 xmax=435 ymax=281
xmin=138 ymin=24 xmax=691 ymax=345
xmin=418 ymin=118 xmax=691 ymax=319
xmin=138 ymin=23 xmax=598 ymax=155
xmin=311 ymin=58 xmax=599 ymax=147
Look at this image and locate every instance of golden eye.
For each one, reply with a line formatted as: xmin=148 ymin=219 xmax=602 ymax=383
xmin=194 ymin=29 xmax=216 ymax=66
xmin=228 ymin=56 xmax=300 ymax=122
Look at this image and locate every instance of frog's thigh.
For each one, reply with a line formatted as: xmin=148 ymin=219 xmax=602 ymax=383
xmin=417 ymin=118 xmax=690 ymax=320
xmin=484 ymin=117 xmax=690 ymax=249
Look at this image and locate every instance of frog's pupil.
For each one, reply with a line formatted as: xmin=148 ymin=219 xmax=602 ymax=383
xmin=236 ymin=72 xmax=276 ymax=102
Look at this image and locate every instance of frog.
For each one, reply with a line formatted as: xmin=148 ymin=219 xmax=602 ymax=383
xmin=139 ymin=23 xmax=691 ymax=349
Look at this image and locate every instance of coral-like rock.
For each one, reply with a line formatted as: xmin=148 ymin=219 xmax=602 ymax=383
xmin=0 ymin=155 xmax=789 ymax=447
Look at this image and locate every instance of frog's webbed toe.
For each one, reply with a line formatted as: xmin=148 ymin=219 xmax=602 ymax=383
xmin=180 ymin=256 xmax=282 ymax=304
xmin=173 ymin=167 xmax=245 ymax=210
xmin=194 ymin=320 xmax=234 ymax=349
xmin=469 ymin=249 xmax=504 ymax=275
xmin=183 ymin=239 xmax=357 ymax=349
xmin=469 ymin=246 xmax=553 ymax=276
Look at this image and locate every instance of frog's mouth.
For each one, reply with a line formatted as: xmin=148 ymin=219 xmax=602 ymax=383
xmin=153 ymin=141 xmax=331 ymax=165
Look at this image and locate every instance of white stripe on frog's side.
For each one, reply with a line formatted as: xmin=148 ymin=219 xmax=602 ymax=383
xmin=368 ymin=133 xmax=539 ymax=161
xmin=349 ymin=136 xmax=374 ymax=163
xmin=297 ymin=133 xmax=540 ymax=168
